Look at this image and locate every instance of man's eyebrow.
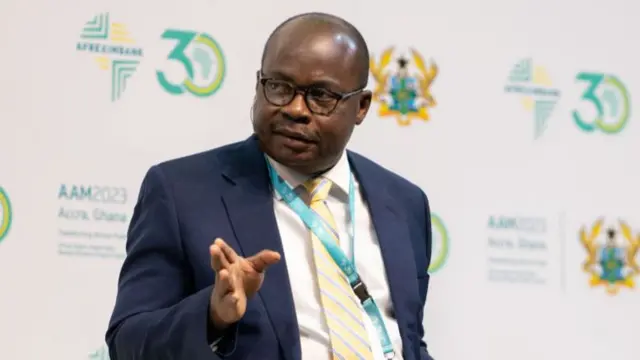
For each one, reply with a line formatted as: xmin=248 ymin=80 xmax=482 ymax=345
xmin=264 ymin=70 xmax=343 ymax=90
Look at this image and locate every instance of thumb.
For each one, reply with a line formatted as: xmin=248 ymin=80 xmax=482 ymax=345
xmin=247 ymin=250 xmax=281 ymax=273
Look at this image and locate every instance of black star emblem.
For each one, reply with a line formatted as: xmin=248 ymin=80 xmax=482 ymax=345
xmin=397 ymin=57 xmax=409 ymax=69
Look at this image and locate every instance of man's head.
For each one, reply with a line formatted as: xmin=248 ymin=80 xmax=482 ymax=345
xmin=252 ymin=12 xmax=372 ymax=175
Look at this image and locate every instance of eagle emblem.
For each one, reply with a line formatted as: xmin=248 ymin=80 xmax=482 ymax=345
xmin=579 ymin=218 xmax=640 ymax=295
xmin=370 ymin=47 xmax=438 ymax=126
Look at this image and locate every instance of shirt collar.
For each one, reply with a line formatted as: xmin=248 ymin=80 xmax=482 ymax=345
xmin=266 ymin=152 xmax=351 ymax=200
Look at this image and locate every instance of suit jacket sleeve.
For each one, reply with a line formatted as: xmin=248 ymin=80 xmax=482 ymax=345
xmin=105 ymin=165 xmax=236 ymax=360
xmin=418 ymin=190 xmax=435 ymax=360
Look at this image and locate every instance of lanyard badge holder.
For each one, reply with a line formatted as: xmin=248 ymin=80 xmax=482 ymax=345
xmin=266 ymin=159 xmax=396 ymax=359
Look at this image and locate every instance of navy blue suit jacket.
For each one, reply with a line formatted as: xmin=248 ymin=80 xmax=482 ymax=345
xmin=106 ymin=135 xmax=434 ymax=360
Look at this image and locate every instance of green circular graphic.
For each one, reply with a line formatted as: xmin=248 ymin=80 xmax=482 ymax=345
xmin=429 ymin=213 xmax=449 ymax=273
xmin=595 ymin=75 xmax=630 ymax=134
xmin=183 ymin=33 xmax=226 ymax=97
xmin=0 ymin=187 xmax=12 ymax=243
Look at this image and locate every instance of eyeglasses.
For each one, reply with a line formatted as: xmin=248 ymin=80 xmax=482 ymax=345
xmin=257 ymin=71 xmax=364 ymax=116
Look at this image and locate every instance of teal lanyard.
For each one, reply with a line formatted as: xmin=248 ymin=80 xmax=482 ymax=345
xmin=265 ymin=159 xmax=395 ymax=358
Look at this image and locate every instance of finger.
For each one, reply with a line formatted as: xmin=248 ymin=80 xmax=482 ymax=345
xmin=213 ymin=238 xmax=236 ymax=265
xmin=222 ymin=289 xmax=246 ymax=315
xmin=210 ymin=243 xmax=230 ymax=271
xmin=215 ymin=269 xmax=233 ymax=295
xmin=247 ymin=250 xmax=281 ymax=273
xmin=218 ymin=239 xmax=239 ymax=264
xmin=223 ymin=290 xmax=240 ymax=306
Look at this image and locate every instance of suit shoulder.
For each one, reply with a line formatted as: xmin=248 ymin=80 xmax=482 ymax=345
xmin=348 ymin=150 xmax=424 ymax=196
xmin=155 ymin=140 xmax=243 ymax=174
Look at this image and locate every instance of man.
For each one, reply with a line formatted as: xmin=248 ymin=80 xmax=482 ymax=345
xmin=106 ymin=12 xmax=434 ymax=360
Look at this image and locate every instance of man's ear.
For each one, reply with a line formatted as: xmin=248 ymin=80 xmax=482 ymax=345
xmin=355 ymin=90 xmax=372 ymax=125
xmin=250 ymin=96 xmax=257 ymax=123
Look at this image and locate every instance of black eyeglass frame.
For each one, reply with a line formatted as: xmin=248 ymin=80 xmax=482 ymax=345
xmin=256 ymin=70 xmax=364 ymax=115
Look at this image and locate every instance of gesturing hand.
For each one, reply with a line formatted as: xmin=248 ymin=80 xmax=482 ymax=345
xmin=209 ymin=238 xmax=281 ymax=329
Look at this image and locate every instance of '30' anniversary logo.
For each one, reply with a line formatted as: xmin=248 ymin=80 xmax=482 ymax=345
xmin=156 ymin=29 xmax=226 ymax=97
xmin=572 ymin=72 xmax=631 ymax=135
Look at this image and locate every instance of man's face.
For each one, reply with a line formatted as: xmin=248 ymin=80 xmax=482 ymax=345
xmin=253 ymin=28 xmax=371 ymax=174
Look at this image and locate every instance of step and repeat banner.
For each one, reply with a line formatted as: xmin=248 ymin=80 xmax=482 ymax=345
xmin=1 ymin=0 xmax=638 ymax=359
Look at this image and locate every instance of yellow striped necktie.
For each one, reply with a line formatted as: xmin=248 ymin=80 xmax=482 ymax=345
xmin=303 ymin=177 xmax=374 ymax=360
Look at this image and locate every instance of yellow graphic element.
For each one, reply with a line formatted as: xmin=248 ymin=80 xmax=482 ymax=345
xmin=95 ymin=56 xmax=110 ymax=70
xmin=532 ymin=66 xmax=552 ymax=86
xmin=579 ymin=218 xmax=640 ymax=295
xmin=370 ymin=47 xmax=438 ymax=126
xmin=0 ymin=190 xmax=10 ymax=239
xmin=521 ymin=96 xmax=534 ymax=111
xmin=111 ymin=23 xmax=135 ymax=44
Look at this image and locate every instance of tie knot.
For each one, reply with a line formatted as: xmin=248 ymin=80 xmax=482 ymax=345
xmin=303 ymin=177 xmax=332 ymax=203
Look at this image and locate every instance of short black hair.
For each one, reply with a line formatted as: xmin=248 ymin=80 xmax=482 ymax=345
xmin=260 ymin=12 xmax=370 ymax=88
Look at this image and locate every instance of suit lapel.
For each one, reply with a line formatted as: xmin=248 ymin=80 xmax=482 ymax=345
xmin=348 ymin=153 xmax=420 ymax=358
xmin=220 ymin=136 xmax=300 ymax=360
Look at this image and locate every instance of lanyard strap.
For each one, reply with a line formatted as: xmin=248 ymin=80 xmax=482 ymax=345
xmin=265 ymin=159 xmax=396 ymax=358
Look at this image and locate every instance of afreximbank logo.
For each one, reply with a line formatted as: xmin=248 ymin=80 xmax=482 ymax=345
xmin=76 ymin=12 xmax=143 ymax=101
xmin=0 ymin=187 xmax=12 ymax=243
xmin=505 ymin=58 xmax=561 ymax=139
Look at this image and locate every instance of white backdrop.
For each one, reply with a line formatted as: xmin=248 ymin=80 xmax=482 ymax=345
xmin=1 ymin=0 xmax=639 ymax=359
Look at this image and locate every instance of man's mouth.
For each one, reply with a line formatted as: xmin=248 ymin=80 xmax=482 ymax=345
xmin=275 ymin=129 xmax=316 ymax=143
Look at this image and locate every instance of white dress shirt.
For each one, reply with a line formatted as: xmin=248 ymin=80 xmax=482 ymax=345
xmin=267 ymin=152 xmax=403 ymax=360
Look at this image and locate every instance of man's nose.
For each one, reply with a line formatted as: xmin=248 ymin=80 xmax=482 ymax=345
xmin=282 ymin=93 xmax=311 ymax=122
